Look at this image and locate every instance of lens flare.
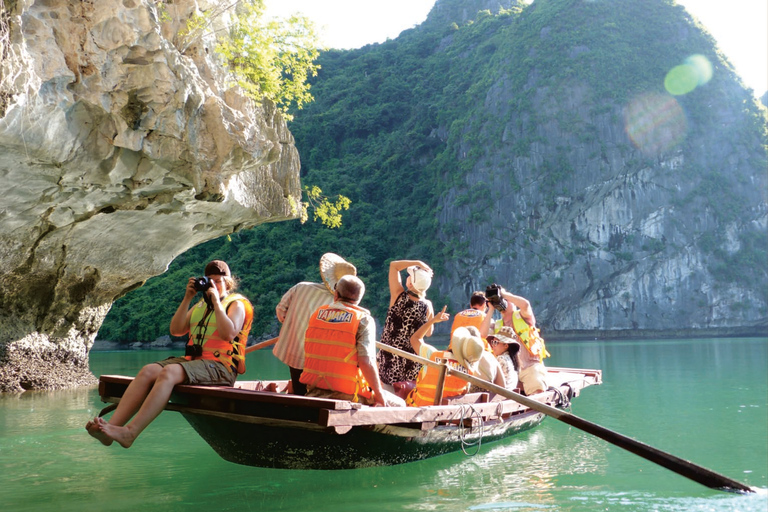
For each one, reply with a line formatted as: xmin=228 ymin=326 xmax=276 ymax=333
xmin=685 ymin=54 xmax=713 ymax=84
xmin=624 ymin=92 xmax=687 ymax=156
xmin=664 ymin=54 xmax=713 ymax=95
xmin=664 ymin=64 xmax=699 ymax=95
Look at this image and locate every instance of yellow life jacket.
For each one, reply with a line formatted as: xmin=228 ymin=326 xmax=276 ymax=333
xmin=300 ymin=303 xmax=373 ymax=401
xmin=187 ymin=293 xmax=253 ymax=374
xmin=509 ymin=310 xmax=550 ymax=360
xmin=406 ymin=350 xmax=471 ymax=407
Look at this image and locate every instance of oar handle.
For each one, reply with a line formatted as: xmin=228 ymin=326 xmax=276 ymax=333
xmin=245 ymin=337 xmax=278 ymax=354
xmin=375 ymin=342 xmax=754 ymax=494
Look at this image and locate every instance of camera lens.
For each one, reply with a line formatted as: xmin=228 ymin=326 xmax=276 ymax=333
xmin=194 ymin=276 xmax=211 ymax=292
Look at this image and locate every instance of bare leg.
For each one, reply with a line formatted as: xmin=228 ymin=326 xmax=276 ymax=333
xmin=98 ymin=364 xmax=186 ymax=448
xmin=86 ymin=363 xmax=164 ymax=446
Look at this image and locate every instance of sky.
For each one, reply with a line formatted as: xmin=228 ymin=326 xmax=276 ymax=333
xmin=264 ymin=0 xmax=768 ymax=97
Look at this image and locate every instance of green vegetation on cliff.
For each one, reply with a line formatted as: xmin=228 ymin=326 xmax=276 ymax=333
xmin=100 ymin=0 xmax=767 ymax=343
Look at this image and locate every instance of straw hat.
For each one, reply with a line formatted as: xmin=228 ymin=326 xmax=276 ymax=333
xmin=450 ymin=327 xmax=484 ymax=373
xmin=406 ymin=265 xmax=432 ymax=294
xmin=319 ymin=253 xmax=357 ymax=293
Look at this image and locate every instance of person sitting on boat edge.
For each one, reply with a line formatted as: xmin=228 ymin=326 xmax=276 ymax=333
xmin=273 ymin=253 xmax=357 ymax=396
xmin=487 ymin=326 xmax=521 ymax=391
xmin=482 ymin=283 xmax=549 ymax=395
xmin=376 ymin=260 xmax=435 ymax=392
xmin=85 ymin=260 xmax=253 ymax=448
xmin=301 ymin=275 xmax=405 ymax=407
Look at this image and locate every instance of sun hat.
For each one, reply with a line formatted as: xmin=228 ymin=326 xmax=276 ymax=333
xmin=319 ymin=253 xmax=357 ymax=293
xmin=406 ymin=265 xmax=432 ymax=294
xmin=204 ymin=260 xmax=230 ymax=277
xmin=488 ymin=326 xmax=518 ymax=346
xmin=450 ymin=327 xmax=484 ymax=374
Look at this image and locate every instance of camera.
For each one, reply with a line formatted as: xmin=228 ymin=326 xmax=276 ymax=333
xmin=194 ymin=276 xmax=212 ymax=292
xmin=485 ymin=283 xmax=508 ymax=312
xmin=185 ymin=344 xmax=203 ymax=358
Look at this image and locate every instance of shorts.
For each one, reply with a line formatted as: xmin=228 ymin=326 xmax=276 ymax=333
xmin=519 ymin=362 xmax=548 ymax=395
xmin=155 ymin=357 xmax=236 ymax=386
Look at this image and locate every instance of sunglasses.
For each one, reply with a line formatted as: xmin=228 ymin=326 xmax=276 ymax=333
xmin=488 ymin=337 xmax=507 ymax=346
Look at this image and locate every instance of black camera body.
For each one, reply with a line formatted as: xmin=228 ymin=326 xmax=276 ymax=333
xmin=485 ymin=283 xmax=508 ymax=312
xmin=194 ymin=276 xmax=212 ymax=292
xmin=185 ymin=344 xmax=203 ymax=358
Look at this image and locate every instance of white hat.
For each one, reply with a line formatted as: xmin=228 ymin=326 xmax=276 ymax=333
xmin=406 ymin=265 xmax=432 ymax=294
xmin=450 ymin=327 xmax=484 ymax=374
xmin=319 ymin=253 xmax=357 ymax=294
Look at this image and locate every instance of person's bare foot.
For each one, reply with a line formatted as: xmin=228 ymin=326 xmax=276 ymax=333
xmin=97 ymin=417 xmax=137 ymax=449
xmin=85 ymin=417 xmax=114 ymax=446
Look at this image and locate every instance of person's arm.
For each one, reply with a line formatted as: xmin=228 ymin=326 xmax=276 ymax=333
xmin=410 ymin=305 xmax=449 ymax=353
xmin=275 ymin=285 xmax=295 ymax=323
xmin=501 ymin=289 xmax=536 ymax=327
xmin=169 ymin=277 xmax=197 ymax=337
xmin=388 ymin=260 xmax=433 ymax=306
xmin=423 ymin=299 xmax=436 ymax=337
xmin=359 ymin=356 xmax=387 ymax=407
xmin=356 ymin=315 xmax=387 ymax=406
xmin=493 ymin=362 xmax=506 ymax=388
xmin=479 ymin=307 xmax=494 ymax=337
xmin=212 ymin=298 xmax=245 ymax=342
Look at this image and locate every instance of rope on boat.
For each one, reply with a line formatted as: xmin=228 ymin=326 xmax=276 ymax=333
xmin=548 ymin=384 xmax=572 ymax=410
xmin=457 ymin=404 xmax=484 ymax=456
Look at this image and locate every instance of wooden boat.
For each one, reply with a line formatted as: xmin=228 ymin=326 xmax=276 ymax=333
xmin=97 ymin=366 xmax=601 ymax=470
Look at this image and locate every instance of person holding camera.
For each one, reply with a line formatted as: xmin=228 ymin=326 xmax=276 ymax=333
xmin=85 ymin=260 xmax=253 ymax=448
xmin=481 ymin=284 xmax=550 ymax=395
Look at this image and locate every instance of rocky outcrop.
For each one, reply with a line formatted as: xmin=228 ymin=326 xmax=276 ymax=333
xmin=0 ymin=0 xmax=301 ymax=392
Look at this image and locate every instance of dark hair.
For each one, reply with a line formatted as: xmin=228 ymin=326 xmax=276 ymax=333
xmin=469 ymin=291 xmax=487 ymax=307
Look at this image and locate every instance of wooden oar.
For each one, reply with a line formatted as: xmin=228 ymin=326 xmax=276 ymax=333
xmin=245 ymin=337 xmax=278 ymax=354
xmin=376 ymin=342 xmax=754 ymax=494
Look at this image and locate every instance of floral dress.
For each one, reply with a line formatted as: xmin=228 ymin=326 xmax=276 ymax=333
xmin=376 ymin=291 xmax=430 ymax=385
xmin=496 ymin=352 xmax=518 ymax=390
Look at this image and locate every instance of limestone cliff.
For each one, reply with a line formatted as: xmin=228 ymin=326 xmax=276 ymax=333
xmin=0 ymin=0 xmax=301 ymax=392
xmin=431 ymin=0 xmax=768 ymax=337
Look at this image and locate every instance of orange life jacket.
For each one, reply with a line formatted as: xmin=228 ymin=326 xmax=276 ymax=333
xmin=300 ymin=302 xmax=373 ymax=401
xmin=450 ymin=309 xmax=486 ymax=338
xmin=450 ymin=309 xmax=492 ymax=353
xmin=406 ymin=350 xmax=470 ymax=407
xmin=509 ymin=310 xmax=550 ymax=360
xmin=187 ymin=293 xmax=253 ymax=374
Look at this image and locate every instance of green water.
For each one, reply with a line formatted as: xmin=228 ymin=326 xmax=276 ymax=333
xmin=1 ymin=338 xmax=766 ymax=511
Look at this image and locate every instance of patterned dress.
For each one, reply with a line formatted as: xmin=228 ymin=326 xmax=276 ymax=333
xmin=376 ymin=291 xmax=431 ymax=384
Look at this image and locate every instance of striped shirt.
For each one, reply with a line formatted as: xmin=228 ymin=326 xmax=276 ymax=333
xmin=272 ymin=282 xmax=334 ymax=369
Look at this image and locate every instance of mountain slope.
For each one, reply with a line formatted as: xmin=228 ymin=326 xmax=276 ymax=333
xmin=101 ymin=0 xmax=767 ymax=341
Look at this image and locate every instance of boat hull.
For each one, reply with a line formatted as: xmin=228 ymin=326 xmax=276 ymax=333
xmin=97 ymin=367 xmax=601 ymax=470
xmin=182 ymin=408 xmax=546 ymax=470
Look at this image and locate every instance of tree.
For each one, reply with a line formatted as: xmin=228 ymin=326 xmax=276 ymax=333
xmin=214 ymin=0 xmax=322 ymax=119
